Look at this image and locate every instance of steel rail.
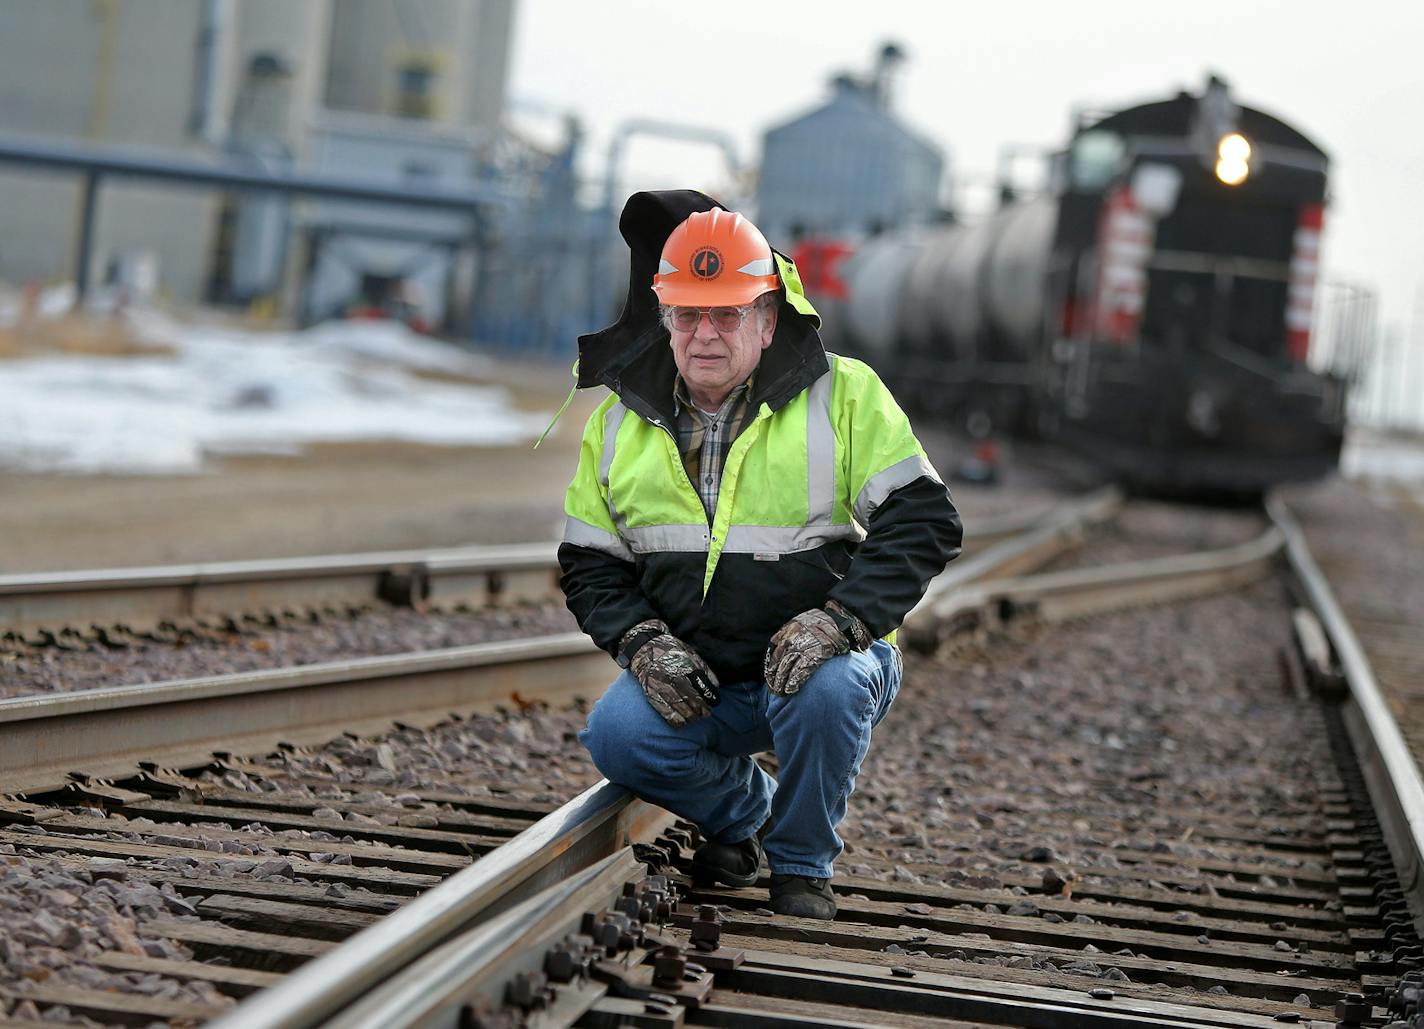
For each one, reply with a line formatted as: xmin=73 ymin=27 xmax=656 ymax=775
xmin=0 ymin=633 xmax=605 ymax=793
xmin=321 ymin=847 xmax=1282 ymax=1029
xmin=902 ymin=485 xmax=1122 ymax=645
xmin=259 ymin=849 xmax=1298 ymax=1029
xmin=1269 ymin=495 xmax=1424 ymax=939
xmin=956 ymin=495 xmax=1090 ymax=548
xmin=926 ymin=523 xmax=1285 ymax=629
xmin=925 ymin=485 xmax=1124 ymax=602
xmin=0 ymin=508 xmax=1051 ymax=641
xmin=316 ymin=850 xmax=646 ymax=1029
xmin=0 ymin=543 xmax=559 ymax=638
xmin=208 ymin=794 xmax=667 ymax=1029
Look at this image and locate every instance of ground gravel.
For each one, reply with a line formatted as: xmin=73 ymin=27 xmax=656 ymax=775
xmin=0 ymin=601 xmax=578 ymax=699
xmin=219 ymin=698 xmax=600 ymax=802
xmin=0 ymin=702 xmax=600 ymax=1026
xmin=0 ymin=576 xmax=1326 ymax=1022
xmin=0 ymin=854 xmax=233 ymax=1026
xmin=0 ymin=540 xmax=1327 ymax=1021
xmin=837 ymin=575 xmax=1330 ymax=984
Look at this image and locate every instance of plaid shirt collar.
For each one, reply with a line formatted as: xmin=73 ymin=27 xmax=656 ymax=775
xmin=672 ymin=372 xmax=755 ymax=419
xmin=672 ymin=373 xmax=756 ymax=522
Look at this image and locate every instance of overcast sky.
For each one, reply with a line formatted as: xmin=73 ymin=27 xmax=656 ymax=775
xmin=509 ymin=0 xmax=1424 ymax=336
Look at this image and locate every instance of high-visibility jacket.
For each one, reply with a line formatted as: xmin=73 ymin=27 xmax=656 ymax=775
xmin=558 ymin=189 xmax=962 ymax=684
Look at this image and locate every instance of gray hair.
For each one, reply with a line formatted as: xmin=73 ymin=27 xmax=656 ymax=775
xmin=752 ymin=289 xmax=781 ymax=330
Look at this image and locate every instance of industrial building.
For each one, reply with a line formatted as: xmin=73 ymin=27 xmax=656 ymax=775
xmin=0 ymin=0 xmax=515 ymax=323
xmin=756 ymin=44 xmax=946 ymax=246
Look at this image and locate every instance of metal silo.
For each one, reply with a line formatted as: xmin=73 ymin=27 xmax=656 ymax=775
xmin=756 ymin=45 xmax=944 ymax=248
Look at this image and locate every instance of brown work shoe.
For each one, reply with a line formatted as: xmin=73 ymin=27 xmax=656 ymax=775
xmin=691 ymin=833 xmax=762 ymax=888
xmin=769 ymin=873 xmax=836 ymax=919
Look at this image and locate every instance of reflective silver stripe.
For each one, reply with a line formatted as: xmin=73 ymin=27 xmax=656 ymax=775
xmin=806 ymin=367 xmax=836 ymax=526
xmin=723 ymin=522 xmax=861 ymax=554
xmin=618 ymin=522 xmax=862 ymax=556
xmin=601 ymin=403 xmax=629 ymax=533
xmin=561 ymin=515 xmax=635 ymax=561
xmin=597 ymin=370 xmax=856 ymax=560
xmin=599 ymin=403 xmax=627 ymax=485
xmin=853 ymin=453 xmax=941 ymax=525
xmin=623 ymin=524 xmax=710 ymax=553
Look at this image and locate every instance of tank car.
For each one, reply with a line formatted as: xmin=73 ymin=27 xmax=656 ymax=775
xmin=803 ymin=76 xmax=1346 ymax=492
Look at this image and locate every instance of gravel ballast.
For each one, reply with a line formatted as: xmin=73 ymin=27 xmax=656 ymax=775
xmin=834 ymin=574 xmax=1335 ymax=993
xmin=2 ymin=496 xmax=1352 ymax=1023
xmin=0 ymin=702 xmax=601 ymax=1026
xmin=1 ymin=601 xmax=579 ymax=699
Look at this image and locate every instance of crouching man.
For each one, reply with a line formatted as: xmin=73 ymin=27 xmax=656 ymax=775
xmin=558 ymin=191 xmax=962 ymax=918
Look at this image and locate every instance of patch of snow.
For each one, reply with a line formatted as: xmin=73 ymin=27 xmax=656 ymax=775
xmin=38 ymin=282 xmax=78 ymax=318
xmin=1343 ymin=433 xmax=1424 ymax=482
xmin=0 ymin=283 xmax=77 ymax=326
xmin=0 ymin=316 xmax=549 ymax=475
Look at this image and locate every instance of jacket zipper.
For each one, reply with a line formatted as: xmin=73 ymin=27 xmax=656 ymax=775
xmin=649 ymin=418 xmax=712 ymax=532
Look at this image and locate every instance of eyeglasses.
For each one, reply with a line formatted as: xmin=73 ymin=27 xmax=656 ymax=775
xmin=663 ymin=304 xmax=757 ymax=333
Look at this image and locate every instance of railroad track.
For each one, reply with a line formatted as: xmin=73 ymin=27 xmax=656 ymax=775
xmin=0 ymin=489 xmax=1121 ymax=794
xmin=0 ymin=543 xmax=562 ymax=649
xmin=21 ymin=488 xmax=1416 ymax=1026
xmin=199 ymin=498 xmax=1421 ymax=1028
xmin=0 ymin=490 xmax=1122 ymax=1027
xmin=0 ymin=500 xmax=1067 ymax=651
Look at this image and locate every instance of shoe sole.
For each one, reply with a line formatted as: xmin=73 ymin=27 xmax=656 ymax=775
xmin=770 ymin=900 xmax=837 ymax=919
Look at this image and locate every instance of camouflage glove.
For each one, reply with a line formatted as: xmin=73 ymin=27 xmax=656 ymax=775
xmin=764 ymin=600 xmax=873 ymax=697
xmin=620 ymin=619 xmax=721 ymax=727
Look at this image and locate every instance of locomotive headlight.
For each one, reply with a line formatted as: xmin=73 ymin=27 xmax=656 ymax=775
xmin=1215 ymin=133 xmax=1251 ymax=185
xmin=1216 ymin=159 xmax=1249 ymax=185
xmin=1218 ymin=133 xmax=1251 ymax=162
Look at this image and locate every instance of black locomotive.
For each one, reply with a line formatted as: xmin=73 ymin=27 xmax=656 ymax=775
xmin=800 ymin=77 xmax=1346 ymax=492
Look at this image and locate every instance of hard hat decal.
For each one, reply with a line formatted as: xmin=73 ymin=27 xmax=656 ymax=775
xmin=658 ymin=258 xmax=680 ymax=275
xmin=737 ymin=258 xmax=775 ymax=277
xmin=691 ymin=247 xmax=724 ymax=280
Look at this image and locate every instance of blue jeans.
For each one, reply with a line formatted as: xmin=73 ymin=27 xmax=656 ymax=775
xmin=580 ymin=640 xmax=901 ymax=880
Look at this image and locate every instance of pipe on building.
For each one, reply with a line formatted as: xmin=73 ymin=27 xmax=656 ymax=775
xmin=189 ymin=0 xmax=233 ymax=142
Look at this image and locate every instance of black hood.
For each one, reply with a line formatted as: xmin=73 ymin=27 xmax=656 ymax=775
xmin=577 ymin=189 xmax=828 ymax=427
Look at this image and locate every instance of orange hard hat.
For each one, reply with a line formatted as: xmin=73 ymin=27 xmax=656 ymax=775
xmin=651 ymin=210 xmax=781 ymax=306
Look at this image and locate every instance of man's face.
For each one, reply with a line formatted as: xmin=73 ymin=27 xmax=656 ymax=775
xmin=668 ymin=298 xmax=777 ymax=408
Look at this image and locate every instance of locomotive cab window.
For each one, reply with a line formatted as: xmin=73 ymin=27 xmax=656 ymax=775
xmin=1069 ymin=131 xmax=1125 ymax=192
